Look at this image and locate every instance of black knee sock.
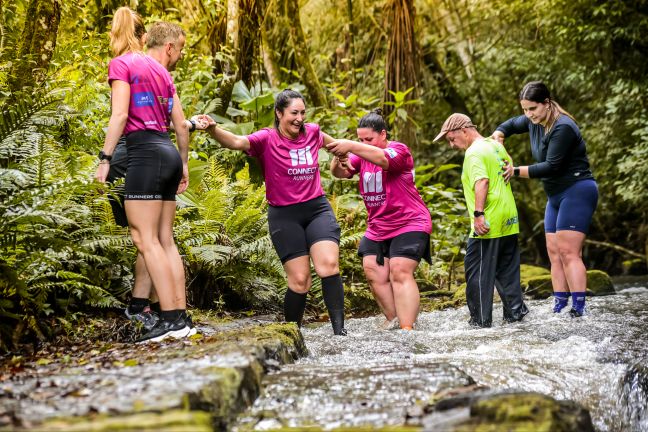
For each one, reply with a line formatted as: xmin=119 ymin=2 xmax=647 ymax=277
xmin=128 ymin=297 xmax=149 ymax=314
xmin=284 ymin=289 xmax=307 ymax=326
xmin=321 ymin=274 xmax=346 ymax=335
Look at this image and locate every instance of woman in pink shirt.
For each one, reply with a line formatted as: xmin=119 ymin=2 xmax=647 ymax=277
xmin=201 ymin=89 xmax=346 ymax=335
xmin=329 ymin=109 xmax=432 ymax=330
xmin=95 ymin=8 xmax=191 ymax=342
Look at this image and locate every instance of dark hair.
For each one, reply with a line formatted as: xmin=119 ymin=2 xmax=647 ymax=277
xmin=518 ymin=81 xmax=550 ymax=103
xmin=518 ymin=81 xmax=576 ymax=128
xmin=274 ymin=89 xmax=306 ymax=134
xmin=358 ymin=108 xmax=388 ymax=135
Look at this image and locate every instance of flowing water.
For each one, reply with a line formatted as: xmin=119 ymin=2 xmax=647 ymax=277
xmin=234 ymin=278 xmax=648 ymax=431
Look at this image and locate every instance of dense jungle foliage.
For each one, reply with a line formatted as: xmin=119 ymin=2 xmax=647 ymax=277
xmin=1 ymin=0 xmax=647 ymax=351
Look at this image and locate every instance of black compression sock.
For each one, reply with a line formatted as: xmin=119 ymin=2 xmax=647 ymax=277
xmin=149 ymin=302 xmax=161 ymax=314
xmin=284 ymin=289 xmax=308 ymax=326
xmin=159 ymin=310 xmax=182 ymax=322
xmin=321 ymin=274 xmax=346 ymax=335
xmin=128 ymin=297 xmax=149 ymax=314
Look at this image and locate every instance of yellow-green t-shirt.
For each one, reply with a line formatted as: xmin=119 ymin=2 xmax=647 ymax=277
xmin=461 ymin=137 xmax=519 ymax=239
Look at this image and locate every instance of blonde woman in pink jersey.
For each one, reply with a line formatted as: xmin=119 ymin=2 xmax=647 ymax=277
xmin=95 ymin=9 xmax=192 ymax=343
xmin=329 ymin=109 xmax=432 ymax=330
xmin=200 ymin=89 xmax=347 ymax=336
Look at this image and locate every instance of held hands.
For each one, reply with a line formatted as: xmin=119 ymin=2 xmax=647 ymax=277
xmin=326 ymin=140 xmax=354 ymax=157
xmin=473 ymin=215 xmax=490 ymax=236
xmin=190 ymin=115 xmax=210 ymax=131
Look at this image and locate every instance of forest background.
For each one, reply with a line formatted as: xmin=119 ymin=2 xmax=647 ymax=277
xmin=1 ymin=0 xmax=647 ymax=352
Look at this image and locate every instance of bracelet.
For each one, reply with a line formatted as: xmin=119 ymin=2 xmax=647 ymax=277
xmin=514 ymin=167 xmax=520 ymax=177
xmin=99 ymin=160 xmax=110 ymax=165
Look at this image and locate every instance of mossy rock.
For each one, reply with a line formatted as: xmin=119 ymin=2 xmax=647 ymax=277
xmin=622 ymin=258 xmax=648 ymax=275
xmin=520 ymin=264 xmax=550 ymax=292
xmin=586 ymin=270 xmax=615 ymax=296
xmin=525 ymin=275 xmax=554 ymax=299
xmin=456 ymin=392 xmax=594 ymax=432
xmin=40 ymin=410 xmax=213 ymax=431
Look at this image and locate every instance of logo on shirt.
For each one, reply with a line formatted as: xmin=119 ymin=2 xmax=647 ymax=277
xmin=134 ymin=92 xmax=155 ymax=107
xmin=289 ymin=146 xmax=313 ymax=166
xmin=363 ymin=171 xmax=384 ymax=193
xmin=386 ymin=148 xmax=397 ymax=159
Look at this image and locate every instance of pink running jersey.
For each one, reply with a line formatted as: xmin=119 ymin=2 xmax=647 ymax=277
xmin=247 ymin=123 xmax=325 ymax=206
xmin=348 ymin=141 xmax=432 ymax=241
xmin=108 ymin=52 xmax=176 ymax=135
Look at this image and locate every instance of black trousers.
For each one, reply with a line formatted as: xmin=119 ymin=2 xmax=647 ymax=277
xmin=464 ymin=234 xmax=527 ymax=327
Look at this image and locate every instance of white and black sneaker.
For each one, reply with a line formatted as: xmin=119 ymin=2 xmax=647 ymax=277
xmin=125 ymin=307 xmax=159 ymax=331
xmin=136 ymin=317 xmax=190 ymax=343
xmin=185 ymin=314 xmax=197 ymax=336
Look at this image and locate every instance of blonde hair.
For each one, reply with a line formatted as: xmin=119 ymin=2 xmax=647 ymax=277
xmin=110 ymin=7 xmax=146 ymax=56
xmin=146 ymin=22 xmax=185 ymax=49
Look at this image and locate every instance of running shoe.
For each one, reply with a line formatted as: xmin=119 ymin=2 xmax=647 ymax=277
xmin=185 ymin=314 xmax=197 ymax=336
xmin=124 ymin=307 xmax=158 ymax=331
xmin=136 ymin=317 xmax=190 ymax=343
xmin=568 ymin=308 xmax=585 ymax=318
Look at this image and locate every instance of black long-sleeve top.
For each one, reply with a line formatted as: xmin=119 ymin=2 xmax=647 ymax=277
xmin=495 ymin=114 xmax=594 ymax=196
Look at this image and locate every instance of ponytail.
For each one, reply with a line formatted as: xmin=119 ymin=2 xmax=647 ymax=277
xmin=110 ymin=7 xmax=146 ymax=56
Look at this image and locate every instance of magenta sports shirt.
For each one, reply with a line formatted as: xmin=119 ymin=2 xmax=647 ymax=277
xmin=348 ymin=141 xmax=432 ymax=241
xmin=247 ymin=123 xmax=326 ymax=207
xmin=108 ymin=52 xmax=176 ymax=135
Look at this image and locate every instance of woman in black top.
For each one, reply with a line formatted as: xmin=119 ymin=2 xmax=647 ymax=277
xmin=493 ymin=81 xmax=598 ymax=317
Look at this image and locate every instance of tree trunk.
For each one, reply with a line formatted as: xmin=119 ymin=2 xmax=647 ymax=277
xmin=261 ymin=28 xmax=281 ymax=88
xmin=9 ymin=0 xmax=61 ymax=92
xmin=383 ymin=0 xmax=419 ymax=144
xmin=422 ymin=44 xmax=471 ymax=116
xmin=285 ymin=0 xmax=327 ymax=107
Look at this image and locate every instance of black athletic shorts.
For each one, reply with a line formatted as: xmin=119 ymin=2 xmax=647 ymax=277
xmin=267 ymin=195 xmax=341 ymax=264
xmin=106 ymin=137 xmax=128 ymax=227
xmin=358 ymin=231 xmax=431 ymax=265
xmin=124 ymin=130 xmax=182 ymax=201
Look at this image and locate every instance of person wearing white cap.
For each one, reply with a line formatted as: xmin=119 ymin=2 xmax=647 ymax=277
xmin=435 ymin=113 xmax=528 ymax=327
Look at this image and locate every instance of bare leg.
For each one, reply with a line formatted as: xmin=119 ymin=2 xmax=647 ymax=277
xmin=389 ymin=257 xmax=420 ymax=329
xmin=310 ymin=241 xmax=340 ymax=278
xmin=125 ymin=200 xmax=176 ymax=311
xmin=131 ymin=253 xmax=153 ymax=299
xmin=546 ymin=233 xmax=569 ymax=292
xmin=283 ymin=255 xmax=312 ymax=294
xmin=159 ymin=200 xmax=185 ymax=309
xmin=363 ymin=256 xmax=396 ymax=320
xmin=556 ymin=231 xmax=587 ymax=293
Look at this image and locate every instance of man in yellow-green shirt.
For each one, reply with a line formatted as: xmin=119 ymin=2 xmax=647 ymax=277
xmin=434 ymin=113 xmax=528 ymax=328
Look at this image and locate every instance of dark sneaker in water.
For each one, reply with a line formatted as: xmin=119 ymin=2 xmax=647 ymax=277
xmin=569 ymin=308 xmax=585 ymax=318
xmin=124 ymin=307 xmax=158 ymax=331
xmin=136 ymin=317 xmax=190 ymax=343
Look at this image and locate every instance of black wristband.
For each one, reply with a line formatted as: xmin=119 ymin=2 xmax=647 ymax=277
xmin=473 ymin=210 xmax=485 ymax=217
xmin=514 ymin=167 xmax=520 ymax=177
xmin=188 ymin=119 xmax=196 ymax=132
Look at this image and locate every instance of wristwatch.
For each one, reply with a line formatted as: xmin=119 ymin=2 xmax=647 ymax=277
xmin=188 ymin=119 xmax=196 ymax=132
xmin=473 ymin=210 xmax=485 ymax=217
xmin=98 ymin=150 xmax=112 ymax=161
xmin=514 ymin=167 xmax=520 ymax=177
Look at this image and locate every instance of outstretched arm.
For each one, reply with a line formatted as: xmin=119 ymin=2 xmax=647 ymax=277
xmin=326 ymin=139 xmax=388 ymax=169
xmin=170 ymin=94 xmax=190 ymax=194
xmin=201 ymin=115 xmax=250 ymax=152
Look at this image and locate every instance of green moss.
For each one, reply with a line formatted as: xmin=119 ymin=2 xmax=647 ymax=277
xmin=39 ymin=410 xmax=213 ymax=431
xmin=622 ymin=258 xmax=648 ymax=275
xmin=525 ymin=275 xmax=553 ymax=299
xmin=456 ymin=392 xmax=593 ymax=432
xmin=586 ymin=270 xmax=615 ymax=296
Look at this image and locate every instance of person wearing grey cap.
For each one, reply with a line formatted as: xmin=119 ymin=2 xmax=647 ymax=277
xmin=435 ymin=113 xmax=528 ymax=328
xmin=492 ymin=81 xmax=598 ymax=318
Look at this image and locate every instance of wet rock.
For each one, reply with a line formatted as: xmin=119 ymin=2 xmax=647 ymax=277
xmin=424 ymin=391 xmax=594 ymax=431
xmin=622 ymin=258 xmax=648 ymax=276
xmin=524 ymin=268 xmax=615 ymax=299
xmin=586 ymin=270 xmax=615 ymax=296
xmin=620 ymin=359 xmax=648 ymax=430
xmin=5 ymin=323 xmax=306 ymax=431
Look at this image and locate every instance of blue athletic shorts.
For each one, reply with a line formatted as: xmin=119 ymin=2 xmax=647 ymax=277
xmin=544 ymin=179 xmax=598 ymax=234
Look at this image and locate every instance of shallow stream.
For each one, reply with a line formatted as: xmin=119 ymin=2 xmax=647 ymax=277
xmin=234 ymin=278 xmax=648 ymax=431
